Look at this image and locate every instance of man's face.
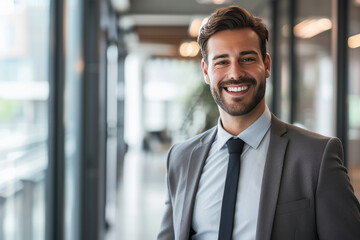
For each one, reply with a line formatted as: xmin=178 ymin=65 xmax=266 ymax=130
xmin=202 ymin=28 xmax=271 ymax=117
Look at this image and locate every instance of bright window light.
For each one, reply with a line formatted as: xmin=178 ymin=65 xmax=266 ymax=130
xmin=0 ymin=0 xmax=15 ymax=14
xmin=0 ymin=81 xmax=49 ymax=100
xmin=144 ymin=81 xmax=177 ymax=101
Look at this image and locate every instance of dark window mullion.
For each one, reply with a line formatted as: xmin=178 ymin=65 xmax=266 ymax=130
xmin=334 ymin=0 xmax=349 ymax=165
xmin=80 ymin=0 xmax=107 ymax=239
xmin=46 ymin=0 xmax=65 ymax=239
xmin=289 ymin=0 xmax=298 ymax=124
xmin=271 ymin=0 xmax=280 ymax=117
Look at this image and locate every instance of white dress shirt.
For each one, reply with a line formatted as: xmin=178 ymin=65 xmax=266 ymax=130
xmin=192 ymin=106 xmax=272 ymax=240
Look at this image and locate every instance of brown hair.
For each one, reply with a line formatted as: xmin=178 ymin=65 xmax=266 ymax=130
xmin=197 ymin=5 xmax=269 ymax=63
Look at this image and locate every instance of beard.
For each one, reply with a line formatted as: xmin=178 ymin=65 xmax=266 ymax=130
xmin=210 ymin=76 xmax=266 ymax=116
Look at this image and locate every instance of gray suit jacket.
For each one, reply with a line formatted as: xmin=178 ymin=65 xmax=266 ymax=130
xmin=157 ymin=115 xmax=360 ymax=240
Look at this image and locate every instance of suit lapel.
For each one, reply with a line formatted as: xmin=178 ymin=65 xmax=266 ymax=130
xmin=256 ymin=115 xmax=289 ymax=240
xmin=179 ymin=127 xmax=217 ymax=240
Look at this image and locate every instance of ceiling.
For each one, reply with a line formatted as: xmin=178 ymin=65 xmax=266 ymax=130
xmin=127 ymin=0 xmax=267 ymax=15
xmin=116 ymin=0 xmax=269 ymax=58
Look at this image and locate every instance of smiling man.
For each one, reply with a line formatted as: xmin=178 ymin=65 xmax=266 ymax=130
xmin=157 ymin=6 xmax=360 ymax=240
xmin=202 ymin=28 xmax=270 ymax=135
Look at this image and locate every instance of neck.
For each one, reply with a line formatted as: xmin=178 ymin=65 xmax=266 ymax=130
xmin=220 ymin=101 xmax=266 ymax=136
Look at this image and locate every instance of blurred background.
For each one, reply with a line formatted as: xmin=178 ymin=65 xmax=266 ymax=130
xmin=0 ymin=0 xmax=359 ymax=239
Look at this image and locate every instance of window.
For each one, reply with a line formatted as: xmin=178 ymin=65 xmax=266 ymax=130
xmin=348 ymin=0 xmax=360 ymax=201
xmin=0 ymin=0 xmax=50 ymax=239
xmin=277 ymin=0 xmax=291 ymax=122
xmin=293 ymin=0 xmax=334 ymax=136
xmin=63 ymin=0 xmax=83 ymax=239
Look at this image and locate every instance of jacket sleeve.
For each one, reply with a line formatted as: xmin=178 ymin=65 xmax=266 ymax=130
xmin=157 ymin=186 xmax=175 ymax=240
xmin=157 ymin=147 xmax=175 ymax=240
xmin=316 ymin=137 xmax=360 ymax=239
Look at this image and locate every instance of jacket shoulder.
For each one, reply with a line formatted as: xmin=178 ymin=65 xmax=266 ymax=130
xmin=165 ymin=126 xmax=216 ymax=173
xmin=170 ymin=126 xmax=217 ymax=154
xmin=271 ymin=114 xmax=343 ymax=158
xmin=272 ymin=114 xmax=334 ymax=142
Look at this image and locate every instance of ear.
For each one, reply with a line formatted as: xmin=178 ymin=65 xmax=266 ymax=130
xmin=265 ymin=53 xmax=271 ymax=78
xmin=201 ymin=59 xmax=210 ymax=84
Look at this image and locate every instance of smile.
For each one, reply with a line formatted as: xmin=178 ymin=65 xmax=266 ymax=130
xmin=225 ymin=86 xmax=249 ymax=92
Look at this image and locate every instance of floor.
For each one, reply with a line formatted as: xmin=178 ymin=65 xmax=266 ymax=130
xmin=108 ymin=148 xmax=167 ymax=240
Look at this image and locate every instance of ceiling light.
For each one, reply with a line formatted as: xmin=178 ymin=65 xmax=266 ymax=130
xmin=189 ymin=18 xmax=203 ymax=37
xmin=348 ymin=34 xmax=360 ymax=48
xmin=188 ymin=17 xmax=208 ymax=37
xmin=213 ymin=0 xmax=227 ymax=4
xmin=179 ymin=41 xmax=200 ymax=57
xmin=294 ymin=18 xmax=332 ymax=39
xmin=110 ymin=0 xmax=130 ymax=12
xmin=196 ymin=0 xmax=231 ymax=4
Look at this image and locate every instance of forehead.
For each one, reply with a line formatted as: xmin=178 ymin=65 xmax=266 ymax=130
xmin=206 ymin=28 xmax=261 ymax=58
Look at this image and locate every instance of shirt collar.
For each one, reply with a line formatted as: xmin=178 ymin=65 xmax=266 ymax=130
xmin=216 ymin=105 xmax=272 ymax=151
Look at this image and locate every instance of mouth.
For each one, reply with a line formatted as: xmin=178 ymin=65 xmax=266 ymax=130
xmin=223 ymin=84 xmax=251 ymax=96
xmin=220 ymin=78 xmax=256 ymax=95
xmin=225 ymin=85 xmax=250 ymax=93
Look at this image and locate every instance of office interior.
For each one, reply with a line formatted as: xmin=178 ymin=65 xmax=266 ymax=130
xmin=0 ymin=0 xmax=359 ymax=239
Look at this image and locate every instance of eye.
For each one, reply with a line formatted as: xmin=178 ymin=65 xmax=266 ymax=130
xmin=241 ymin=57 xmax=256 ymax=63
xmin=214 ymin=60 xmax=229 ymax=66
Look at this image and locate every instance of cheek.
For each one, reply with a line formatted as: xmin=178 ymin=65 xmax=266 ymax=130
xmin=252 ymin=66 xmax=267 ymax=78
xmin=209 ymin=69 xmax=226 ymax=83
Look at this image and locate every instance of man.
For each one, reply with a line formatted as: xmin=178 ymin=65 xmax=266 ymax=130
xmin=158 ymin=5 xmax=360 ymax=240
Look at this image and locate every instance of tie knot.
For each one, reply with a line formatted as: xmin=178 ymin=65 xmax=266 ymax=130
xmin=227 ymin=138 xmax=244 ymax=154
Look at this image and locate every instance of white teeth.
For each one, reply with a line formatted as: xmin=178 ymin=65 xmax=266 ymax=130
xmin=227 ymin=86 xmax=249 ymax=92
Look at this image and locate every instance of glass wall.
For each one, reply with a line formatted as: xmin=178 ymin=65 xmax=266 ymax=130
xmin=0 ymin=0 xmax=50 ymax=239
xmin=64 ymin=0 xmax=83 ymax=239
xmin=105 ymin=43 xmax=119 ymax=233
xmin=293 ymin=0 xmax=334 ymax=136
xmin=348 ymin=0 xmax=360 ymax=200
xmin=277 ymin=0 xmax=291 ymax=122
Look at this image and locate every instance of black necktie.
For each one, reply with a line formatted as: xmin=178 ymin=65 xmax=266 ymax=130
xmin=218 ymin=138 xmax=244 ymax=240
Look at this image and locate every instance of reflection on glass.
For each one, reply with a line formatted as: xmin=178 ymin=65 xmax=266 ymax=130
xmin=294 ymin=1 xmax=334 ymax=136
xmin=0 ymin=0 xmax=50 ymax=239
xmin=278 ymin=0 xmax=291 ymax=122
xmin=348 ymin=0 xmax=360 ymax=201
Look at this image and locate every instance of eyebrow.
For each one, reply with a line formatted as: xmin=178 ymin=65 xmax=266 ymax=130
xmin=212 ymin=50 xmax=259 ymax=61
xmin=212 ymin=54 xmax=229 ymax=61
xmin=239 ymin=50 xmax=258 ymax=56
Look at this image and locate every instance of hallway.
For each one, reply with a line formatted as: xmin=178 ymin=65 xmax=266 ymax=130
xmin=112 ymin=148 xmax=168 ymax=240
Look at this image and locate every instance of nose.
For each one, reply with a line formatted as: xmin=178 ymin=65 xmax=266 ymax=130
xmin=227 ymin=62 xmax=245 ymax=80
